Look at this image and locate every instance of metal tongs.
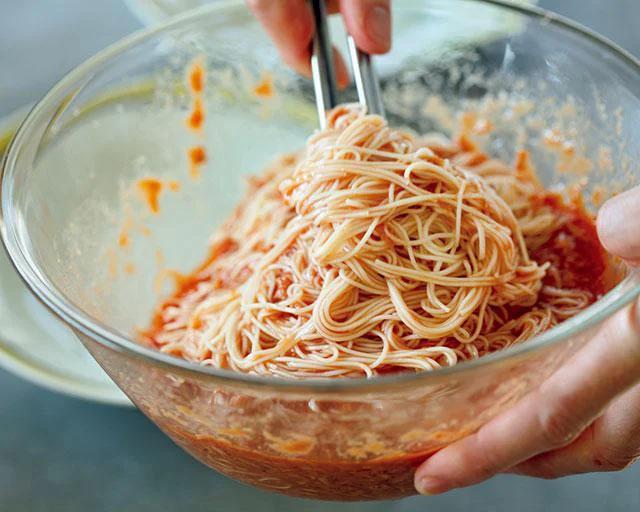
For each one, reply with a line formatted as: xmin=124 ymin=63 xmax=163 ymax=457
xmin=310 ymin=0 xmax=385 ymax=128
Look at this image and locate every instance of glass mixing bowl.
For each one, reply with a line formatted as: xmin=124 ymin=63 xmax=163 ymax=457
xmin=2 ymin=0 xmax=640 ymax=502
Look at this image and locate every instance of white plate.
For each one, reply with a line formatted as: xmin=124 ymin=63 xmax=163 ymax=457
xmin=0 ymin=107 xmax=132 ymax=407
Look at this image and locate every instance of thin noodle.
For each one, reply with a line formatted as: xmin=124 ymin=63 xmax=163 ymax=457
xmin=147 ymin=105 xmax=597 ymax=378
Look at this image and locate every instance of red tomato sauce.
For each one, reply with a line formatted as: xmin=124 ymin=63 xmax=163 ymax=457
xmin=139 ymin=192 xmax=611 ymax=500
xmin=530 ymin=193 xmax=608 ymax=297
xmin=253 ymin=74 xmax=275 ymax=98
xmin=166 ymin=427 xmax=438 ymax=500
xmin=188 ymin=146 xmax=207 ymax=178
xmin=137 ymin=178 xmax=163 ymax=214
xmin=188 ymin=61 xmax=205 ymax=94
xmin=138 ymin=121 xmax=612 ymax=499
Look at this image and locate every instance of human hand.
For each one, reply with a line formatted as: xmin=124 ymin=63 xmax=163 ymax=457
xmin=247 ymin=0 xmax=392 ymax=87
xmin=415 ymin=185 xmax=640 ymax=495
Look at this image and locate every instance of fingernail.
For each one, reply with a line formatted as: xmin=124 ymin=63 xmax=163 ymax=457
xmin=416 ymin=476 xmax=449 ymax=496
xmin=365 ymin=5 xmax=391 ymax=52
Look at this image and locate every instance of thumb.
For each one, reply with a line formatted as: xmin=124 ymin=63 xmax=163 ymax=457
xmin=597 ymin=185 xmax=640 ymax=263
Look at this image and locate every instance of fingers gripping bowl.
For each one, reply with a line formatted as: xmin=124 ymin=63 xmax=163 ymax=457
xmin=2 ymin=0 xmax=640 ymax=501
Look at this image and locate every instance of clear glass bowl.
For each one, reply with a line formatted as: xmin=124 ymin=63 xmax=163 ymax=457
xmin=2 ymin=0 xmax=640 ymax=501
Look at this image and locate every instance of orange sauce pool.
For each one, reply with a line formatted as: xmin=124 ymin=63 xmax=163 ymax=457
xmin=162 ymin=422 xmax=439 ymax=500
xmin=143 ymin=238 xmax=238 ymax=342
xmin=530 ymin=193 xmax=608 ymax=297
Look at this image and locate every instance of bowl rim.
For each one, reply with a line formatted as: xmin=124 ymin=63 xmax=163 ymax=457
xmin=2 ymin=0 xmax=640 ymax=393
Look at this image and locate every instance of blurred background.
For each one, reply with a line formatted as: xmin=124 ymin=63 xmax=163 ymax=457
xmin=1 ymin=1 xmax=639 ymax=511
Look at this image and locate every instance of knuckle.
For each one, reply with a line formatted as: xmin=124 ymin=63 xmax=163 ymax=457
xmin=472 ymin=430 xmax=506 ymax=478
xmin=537 ymin=400 xmax=582 ymax=448
xmin=592 ymin=447 xmax=640 ymax=472
xmin=591 ymin=414 xmax=640 ymax=472
xmin=592 ymin=422 xmax=640 ymax=472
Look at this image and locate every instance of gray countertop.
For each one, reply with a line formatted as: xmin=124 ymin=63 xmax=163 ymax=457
xmin=1 ymin=1 xmax=639 ymax=511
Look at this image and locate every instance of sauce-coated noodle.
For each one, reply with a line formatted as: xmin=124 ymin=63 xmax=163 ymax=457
xmin=144 ymin=105 xmax=605 ymax=378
